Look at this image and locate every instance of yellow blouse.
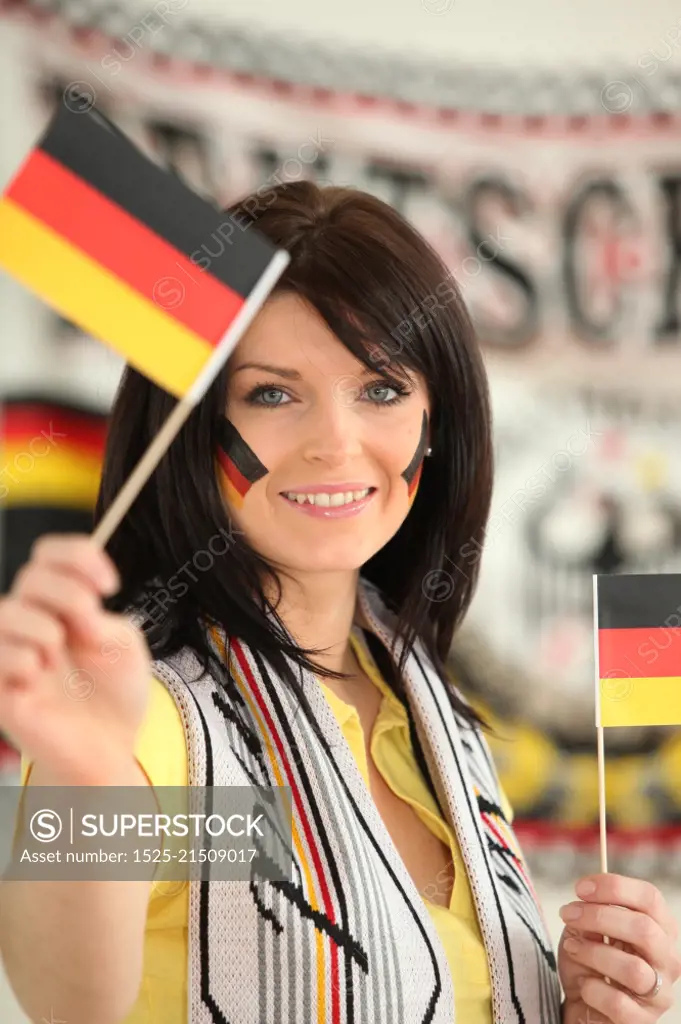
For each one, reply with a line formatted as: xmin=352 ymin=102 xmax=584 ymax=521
xmin=20 ymin=633 xmax=509 ymax=1023
xmin=322 ymin=630 xmax=498 ymax=1024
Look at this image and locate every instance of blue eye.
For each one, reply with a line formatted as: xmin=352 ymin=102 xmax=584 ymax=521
xmin=248 ymin=386 xmax=290 ymax=407
xmin=364 ymin=382 xmax=411 ymax=406
xmin=366 ymin=384 xmax=399 ymax=403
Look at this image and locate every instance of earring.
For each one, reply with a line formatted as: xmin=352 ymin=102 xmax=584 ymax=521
xmin=425 ymin=446 xmax=433 ymax=457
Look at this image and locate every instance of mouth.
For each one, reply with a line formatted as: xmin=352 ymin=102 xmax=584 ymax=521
xmin=279 ymin=486 xmax=377 ymax=518
xmin=280 ymin=486 xmax=376 ymax=509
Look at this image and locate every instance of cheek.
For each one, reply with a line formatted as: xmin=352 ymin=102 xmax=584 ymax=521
xmin=216 ymin=418 xmax=268 ymax=509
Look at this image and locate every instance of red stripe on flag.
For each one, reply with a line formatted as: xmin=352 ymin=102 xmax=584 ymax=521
xmin=217 ymin=448 xmax=251 ymax=499
xmin=408 ymin=462 xmax=422 ymax=501
xmin=598 ymin=626 xmax=681 ymax=679
xmin=8 ymin=149 xmax=244 ymax=344
xmin=2 ymin=404 xmax=107 ymax=460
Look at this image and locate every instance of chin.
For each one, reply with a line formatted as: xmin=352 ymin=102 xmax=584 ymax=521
xmin=270 ymin=536 xmax=382 ymax=575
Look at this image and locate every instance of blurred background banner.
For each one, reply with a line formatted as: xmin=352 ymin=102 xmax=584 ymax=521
xmin=1 ymin=0 xmax=681 ymax=877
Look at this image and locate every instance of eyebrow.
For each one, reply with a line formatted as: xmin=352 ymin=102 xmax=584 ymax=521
xmin=231 ymin=362 xmax=377 ymax=380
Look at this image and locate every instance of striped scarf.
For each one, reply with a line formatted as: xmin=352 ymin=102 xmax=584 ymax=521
xmin=150 ymin=576 xmax=561 ymax=1024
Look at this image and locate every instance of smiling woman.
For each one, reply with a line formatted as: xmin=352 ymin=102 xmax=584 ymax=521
xmin=96 ymin=181 xmax=494 ymax=707
xmin=6 ymin=181 xmax=569 ymax=1024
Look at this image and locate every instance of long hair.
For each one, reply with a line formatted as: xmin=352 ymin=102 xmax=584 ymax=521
xmin=94 ymin=181 xmax=494 ymax=732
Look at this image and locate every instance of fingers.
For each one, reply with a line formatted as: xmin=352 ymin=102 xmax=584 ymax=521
xmin=580 ymin=974 xmax=668 ymax=1024
xmin=0 ymin=598 xmax=67 ymax=672
xmin=29 ymin=534 xmax=120 ymax=593
xmin=560 ymin=902 xmax=669 ymax=970
xmin=562 ymin=934 xmax=673 ymax=1009
xmin=575 ymin=874 xmax=678 ymax=941
xmin=0 ymin=641 xmax=44 ymax=687
xmin=11 ymin=563 xmax=110 ymax=649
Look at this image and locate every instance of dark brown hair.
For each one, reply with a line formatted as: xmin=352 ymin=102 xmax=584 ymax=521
xmin=95 ymin=181 xmax=494 ymax=732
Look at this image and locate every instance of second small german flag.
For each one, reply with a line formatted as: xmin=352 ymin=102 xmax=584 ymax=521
xmin=0 ymin=104 xmax=288 ymax=402
xmin=595 ymin=573 xmax=681 ymax=728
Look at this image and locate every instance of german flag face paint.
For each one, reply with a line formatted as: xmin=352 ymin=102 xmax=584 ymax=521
xmin=217 ymin=418 xmax=268 ymax=509
xmin=401 ymin=410 xmax=428 ymax=508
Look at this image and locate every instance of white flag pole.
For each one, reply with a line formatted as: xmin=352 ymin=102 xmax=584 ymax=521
xmin=593 ymin=574 xmax=609 ymax=874
xmin=593 ymin=574 xmax=612 ymax=978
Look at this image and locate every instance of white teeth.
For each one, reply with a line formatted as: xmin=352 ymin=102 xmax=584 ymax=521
xmin=284 ymin=488 xmax=371 ymax=507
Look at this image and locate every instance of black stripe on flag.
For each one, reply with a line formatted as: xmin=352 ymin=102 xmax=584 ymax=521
xmin=597 ymin=572 xmax=681 ymax=630
xmin=38 ymin=104 xmax=279 ymax=298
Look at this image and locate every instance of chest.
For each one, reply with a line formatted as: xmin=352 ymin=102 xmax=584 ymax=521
xmin=326 ymin=670 xmax=455 ymax=909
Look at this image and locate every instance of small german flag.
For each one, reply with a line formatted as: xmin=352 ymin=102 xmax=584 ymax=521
xmin=0 ymin=104 xmax=289 ymax=402
xmin=594 ymin=573 xmax=681 ymax=728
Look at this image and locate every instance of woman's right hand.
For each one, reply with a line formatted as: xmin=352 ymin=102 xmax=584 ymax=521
xmin=0 ymin=534 xmax=152 ymax=785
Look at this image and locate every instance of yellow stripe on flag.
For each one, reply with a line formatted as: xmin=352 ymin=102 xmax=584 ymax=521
xmin=0 ymin=442 xmax=102 ymax=508
xmin=0 ymin=199 xmax=214 ymax=398
xmin=599 ymin=676 xmax=681 ymax=728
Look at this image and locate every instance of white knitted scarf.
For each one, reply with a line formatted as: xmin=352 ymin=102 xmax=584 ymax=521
xmin=150 ymin=576 xmax=562 ymax=1024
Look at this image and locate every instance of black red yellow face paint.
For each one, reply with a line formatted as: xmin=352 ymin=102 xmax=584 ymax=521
xmin=401 ymin=410 xmax=428 ymax=508
xmin=217 ymin=418 xmax=268 ymax=508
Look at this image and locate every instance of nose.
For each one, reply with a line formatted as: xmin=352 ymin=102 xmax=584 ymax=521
xmin=301 ymin=387 xmax=364 ymax=466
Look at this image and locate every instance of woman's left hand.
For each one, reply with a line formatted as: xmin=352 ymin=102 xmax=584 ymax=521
xmin=558 ymin=873 xmax=681 ymax=1023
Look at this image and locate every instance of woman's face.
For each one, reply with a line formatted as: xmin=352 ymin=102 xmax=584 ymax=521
xmin=220 ymin=292 xmax=431 ymax=574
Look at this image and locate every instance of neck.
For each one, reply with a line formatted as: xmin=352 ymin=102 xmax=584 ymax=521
xmin=265 ymin=569 xmax=365 ymax=677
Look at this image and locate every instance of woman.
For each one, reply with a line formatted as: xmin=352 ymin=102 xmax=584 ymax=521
xmin=0 ymin=181 xmax=678 ymax=1024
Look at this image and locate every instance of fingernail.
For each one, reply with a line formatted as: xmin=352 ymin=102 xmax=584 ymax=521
xmin=564 ymin=937 xmax=581 ymax=955
xmin=576 ymin=880 xmax=596 ymax=897
xmin=560 ymin=904 xmax=583 ymax=921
